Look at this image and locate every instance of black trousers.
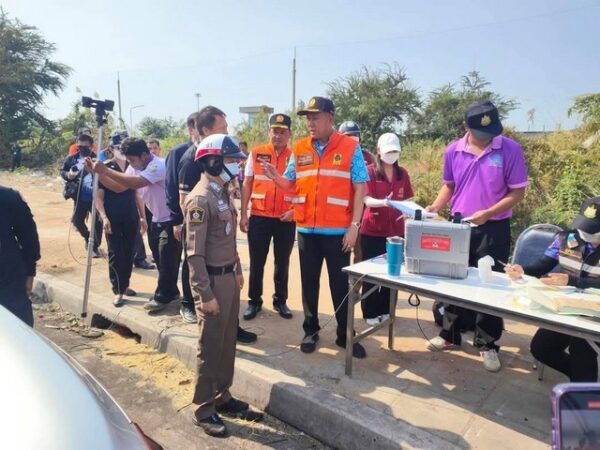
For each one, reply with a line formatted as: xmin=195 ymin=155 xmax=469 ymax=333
xmin=105 ymin=215 xmax=137 ymax=295
xmin=0 ymin=276 xmax=33 ymax=326
xmin=439 ymin=218 xmax=510 ymax=350
xmin=72 ymin=199 xmax=102 ymax=251
xmin=134 ymin=207 xmax=152 ymax=263
xmin=360 ymin=234 xmax=391 ymax=319
xmin=148 ymin=221 xmax=181 ymax=303
xmin=298 ymin=233 xmax=351 ymax=340
xmin=531 ymin=329 xmax=598 ymax=382
xmin=247 ymin=215 xmax=296 ymax=306
xmin=10 ymin=156 xmax=21 ymax=171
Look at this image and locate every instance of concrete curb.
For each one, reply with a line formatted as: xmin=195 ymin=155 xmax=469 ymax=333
xmin=36 ymin=272 xmax=457 ymax=450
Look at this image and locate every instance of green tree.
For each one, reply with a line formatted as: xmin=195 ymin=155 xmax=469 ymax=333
xmin=409 ymin=71 xmax=518 ymax=142
xmin=138 ymin=116 xmax=182 ymax=139
xmin=569 ymin=93 xmax=600 ymax=134
xmin=326 ymin=64 xmax=421 ymax=151
xmin=0 ymin=10 xmax=71 ymax=164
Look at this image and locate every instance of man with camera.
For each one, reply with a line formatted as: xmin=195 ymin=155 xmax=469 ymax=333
xmin=60 ymin=133 xmax=103 ymax=258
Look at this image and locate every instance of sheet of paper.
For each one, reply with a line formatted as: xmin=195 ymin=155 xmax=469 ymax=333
xmin=387 ymin=200 xmax=438 ymax=219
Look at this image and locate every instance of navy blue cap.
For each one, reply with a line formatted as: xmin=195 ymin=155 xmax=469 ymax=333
xmin=269 ymin=113 xmax=292 ymax=129
xmin=465 ymin=100 xmax=503 ymax=140
xmin=297 ymin=96 xmax=335 ymax=116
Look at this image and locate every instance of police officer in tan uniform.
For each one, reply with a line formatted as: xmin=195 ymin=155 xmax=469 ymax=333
xmin=185 ymin=134 xmax=263 ymax=437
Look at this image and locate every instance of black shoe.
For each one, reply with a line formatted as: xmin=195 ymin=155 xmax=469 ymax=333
xmin=335 ymin=337 xmax=367 ymax=359
xmin=273 ymin=302 xmax=293 ymax=319
xmin=243 ymin=303 xmax=261 ymax=320
xmin=92 ymin=248 xmax=101 ymax=258
xmin=216 ymin=398 xmax=264 ymax=422
xmin=300 ymin=333 xmax=319 ymax=354
xmin=237 ymin=326 xmax=257 ymax=344
xmin=192 ymin=413 xmax=227 ymax=437
xmin=134 ymin=260 xmax=155 ymax=270
xmin=124 ymin=288 xmax=136 ymax=297
xmin=180 ymin=306 xmax=197 ymax=324
xmin=113 ymin=296 xmax=125 ymax=307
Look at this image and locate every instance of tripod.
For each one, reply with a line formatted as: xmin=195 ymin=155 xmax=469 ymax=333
xmin=80 ymin=96 xmax=114 ymax=319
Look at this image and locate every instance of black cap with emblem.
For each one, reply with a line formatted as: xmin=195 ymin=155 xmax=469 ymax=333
xmin=465 ymin=100 xmax=503 ymax=141
xmin=269 ymin=113 xmax=292 ymax=129
xmin=297 ymin=96 xmax=335 ymax=116
xmin=572 ymin=196 xmax=600 ymax=234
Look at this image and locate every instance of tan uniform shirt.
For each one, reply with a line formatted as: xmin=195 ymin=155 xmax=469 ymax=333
xmin=184 ymin=176 xmax=242 ymax=303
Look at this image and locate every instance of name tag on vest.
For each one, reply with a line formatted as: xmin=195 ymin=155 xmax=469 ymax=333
xmin=256 ymin=153 xmax=271 ymax=164
xmin=297 ymin=154 xmax=314 ymax=167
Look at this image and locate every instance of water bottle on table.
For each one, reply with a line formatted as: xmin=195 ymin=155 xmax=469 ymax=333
xmin=386 ymin=237 xmax=404 ymax=276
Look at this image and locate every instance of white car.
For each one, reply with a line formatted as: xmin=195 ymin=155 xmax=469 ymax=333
xmin=0 ymin=305 xmax=162 ymax=450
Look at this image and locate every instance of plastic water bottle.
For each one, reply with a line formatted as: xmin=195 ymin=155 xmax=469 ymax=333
xmin=478 ymin=255 xmax=494 ymax=283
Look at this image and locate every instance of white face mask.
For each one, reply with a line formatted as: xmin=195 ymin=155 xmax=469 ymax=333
xmin=578 ymin=229 xmax=600 ymax=244
xmin=380 ymin=152 xmax=399 ymax=165
xmin=219 ymin=162 xmax=239 ymax=183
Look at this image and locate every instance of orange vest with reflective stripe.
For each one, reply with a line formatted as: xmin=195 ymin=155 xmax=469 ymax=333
xmin=250 ymin=144 xmax=293 ymax=218
xmin=293 ymin=132 xmax=356 ymax=229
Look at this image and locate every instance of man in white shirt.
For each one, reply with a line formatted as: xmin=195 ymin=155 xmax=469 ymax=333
xmin=88 ymin=137 xmax=181 ymax=313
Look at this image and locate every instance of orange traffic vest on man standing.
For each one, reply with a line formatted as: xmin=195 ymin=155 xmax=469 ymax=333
xmin=293 ymin=131 xmax=356 ymax=229
xmin=250 ymin=144 xmax=293 ymax=218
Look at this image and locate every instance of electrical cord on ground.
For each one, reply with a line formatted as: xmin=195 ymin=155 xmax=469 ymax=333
xmin=247 ymin=272 xmax=371 ymax=359
xmin=408 ymin=292 xmax=445 ymax=351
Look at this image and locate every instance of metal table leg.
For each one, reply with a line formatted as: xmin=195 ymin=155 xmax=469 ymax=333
xmin=388 ymin=289 xmax=398 ymax=350
xmin=346 ymin=275 xmax=358 ymax=376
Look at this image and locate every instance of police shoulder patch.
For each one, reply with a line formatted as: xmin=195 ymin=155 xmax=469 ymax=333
xmin=189 ymin=206 xmax=205 ymax=224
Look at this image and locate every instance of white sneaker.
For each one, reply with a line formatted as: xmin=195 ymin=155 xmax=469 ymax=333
xmin=379 ymin=314 xmax=390 ymax=322
xmin=426 ymin=336 xmax=457 ymax=352
xmin=481 ymin=349 xmax=501 ymax=372
xmin=365 ymin=317 xmax=380 ymax=327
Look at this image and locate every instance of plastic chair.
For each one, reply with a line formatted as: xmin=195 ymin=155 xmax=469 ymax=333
xmin=511 ymin=223 xmax=563 ymax=381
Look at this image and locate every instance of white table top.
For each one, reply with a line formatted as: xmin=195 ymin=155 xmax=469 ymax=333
xmin=344 ymin=256 xmax=600 ymax=339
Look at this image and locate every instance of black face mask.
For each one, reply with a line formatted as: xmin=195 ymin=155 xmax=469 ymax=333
xmin=203 ymin=158 xmax=225 ymax=177
xmin=79 ymin=146 xmax=91 ymax=156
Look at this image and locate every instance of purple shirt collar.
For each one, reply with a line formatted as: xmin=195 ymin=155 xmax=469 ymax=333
xmin=455 ymin=133 xmax=503 ymax=155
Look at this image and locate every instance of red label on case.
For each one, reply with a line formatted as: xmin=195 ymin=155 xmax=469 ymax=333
xmin=421 ymin=235 xmax=451 ymax=252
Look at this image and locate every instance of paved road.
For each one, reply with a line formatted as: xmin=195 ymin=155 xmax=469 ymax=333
xmin=34 ymin=304 xmax=326 ymax=450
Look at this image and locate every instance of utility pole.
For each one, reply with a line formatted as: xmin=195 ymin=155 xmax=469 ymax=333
xmin=292 ymin=47 xmax=297 ymax=113
xmin=117 ymin=72 xmax=125 ymax=129
xmin=195 ymin=92 xmax=201 ymax=111
xmin=129 ymin=104 xmax=144 ymax=133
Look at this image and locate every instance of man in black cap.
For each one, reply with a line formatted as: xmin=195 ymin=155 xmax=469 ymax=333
xmin=262 ymin=96 xmax=369 ymax=359
xmin=426 ymin=100 xmax=528 ymax=372
xmin=240 ymin=114 xmax=295 ymax=321
xmin=506 ymin=196 xmax=600 ymax=381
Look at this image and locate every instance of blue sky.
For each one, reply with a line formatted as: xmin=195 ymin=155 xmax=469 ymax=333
xmin=4 ymin=0 xmax=600 ymax=132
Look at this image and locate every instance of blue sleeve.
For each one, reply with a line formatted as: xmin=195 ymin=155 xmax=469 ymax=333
xmin=350 ymin=146 xmax=369 ymax=183
xmin=543 ymin=237 xmax=561 ymax=261
xmin=283 ymin=154 xmax=296 ymax=181
xmin=165 ymin=145 xmax=185 ymax=225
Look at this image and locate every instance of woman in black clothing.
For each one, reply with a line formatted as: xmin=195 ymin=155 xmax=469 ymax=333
xmin=96 ymin=150 xmax=142 ymax=306
xmin=505 ymin=197 xmax=600 ymax=381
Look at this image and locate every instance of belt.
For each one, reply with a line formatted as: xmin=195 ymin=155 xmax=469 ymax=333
xmin=206 ymin=263 xmax=237 ymax=275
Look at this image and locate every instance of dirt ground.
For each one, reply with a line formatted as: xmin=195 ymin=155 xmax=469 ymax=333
xmin=34 ymin=303 xmax=325 ymax=449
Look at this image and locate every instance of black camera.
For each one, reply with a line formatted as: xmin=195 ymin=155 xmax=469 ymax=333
xmin=81 ymin=96 xmax=115 ymax=111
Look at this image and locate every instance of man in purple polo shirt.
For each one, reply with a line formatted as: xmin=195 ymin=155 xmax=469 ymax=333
xmin=425 ymin=100 xmax=528 ymax=372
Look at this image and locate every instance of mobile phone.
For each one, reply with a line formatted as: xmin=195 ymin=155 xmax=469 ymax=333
xmin=552 ymin=383 xmax=600 ymax=450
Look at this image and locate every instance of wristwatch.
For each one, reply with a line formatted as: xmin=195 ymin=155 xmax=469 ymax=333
xmin=351 ymin=221 xmax=361 ymax=229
